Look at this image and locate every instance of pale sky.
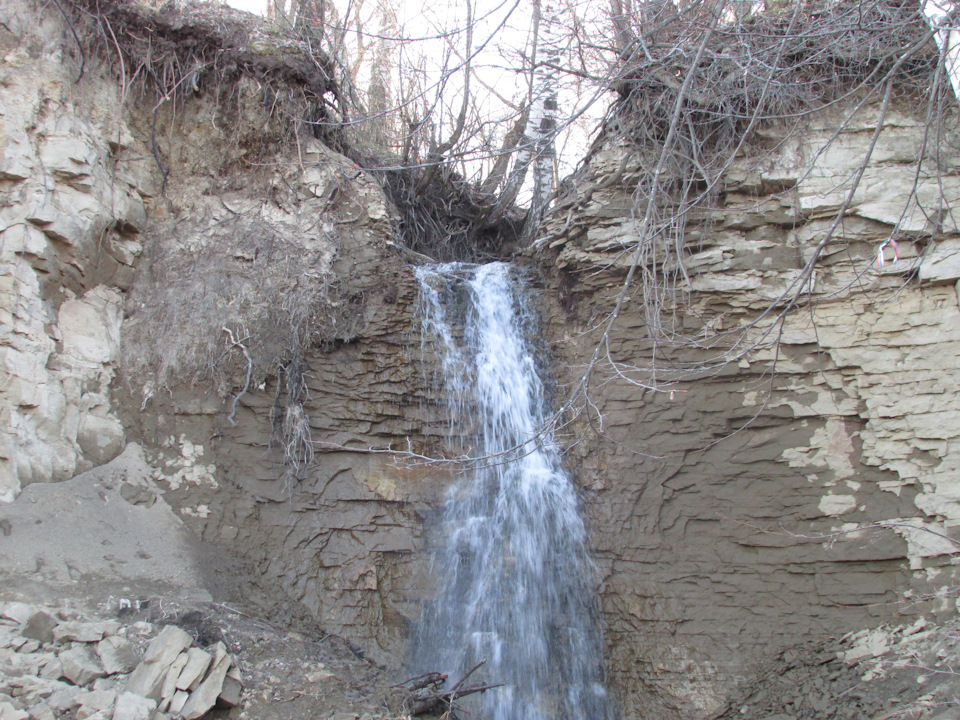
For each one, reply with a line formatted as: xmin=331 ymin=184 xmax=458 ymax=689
xmin=225 ymin=0 xmax=266 ymax=14
xmin=220 ymin=0 xmax=611 ymax=188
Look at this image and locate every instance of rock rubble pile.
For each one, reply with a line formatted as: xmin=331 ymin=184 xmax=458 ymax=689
xmin=0 ymin=603 xmax=242 ymax=720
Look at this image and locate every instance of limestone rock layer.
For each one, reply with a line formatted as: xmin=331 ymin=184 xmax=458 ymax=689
xmin=534 ymin=104 xmax=960 ymax=716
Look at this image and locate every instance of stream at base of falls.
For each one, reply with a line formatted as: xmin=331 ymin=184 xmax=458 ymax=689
xmin=413 ymin=261 xmax=611 ymax=720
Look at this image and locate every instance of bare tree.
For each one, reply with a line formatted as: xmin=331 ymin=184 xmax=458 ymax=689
xmin=255 ymin=0 xmax=959 ymax=430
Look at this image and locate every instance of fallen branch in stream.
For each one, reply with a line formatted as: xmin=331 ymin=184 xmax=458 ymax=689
xmin=395 ymin=661 xmax=503 ymax=717
xmin=409 ymin=683 xmax=504 ymax=717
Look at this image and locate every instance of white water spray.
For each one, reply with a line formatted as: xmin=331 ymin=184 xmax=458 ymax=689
xmin=414 ymin=262 xmax=610 ymax=720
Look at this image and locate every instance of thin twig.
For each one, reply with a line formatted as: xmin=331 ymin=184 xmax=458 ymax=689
xmin=222 ymin=327 xmax=253 ymax=427
xmin=49 ymin=0 xmax=85 ymax=82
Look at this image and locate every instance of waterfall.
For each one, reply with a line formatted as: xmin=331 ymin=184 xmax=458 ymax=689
xmin=413 ymin=261 xmax=610 ymax=720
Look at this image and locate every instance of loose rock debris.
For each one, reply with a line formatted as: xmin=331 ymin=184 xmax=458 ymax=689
xmin=0 ymin=598 xmax=418 ymax=720
xmin=0 ymin=602 xmax=242 ymax=720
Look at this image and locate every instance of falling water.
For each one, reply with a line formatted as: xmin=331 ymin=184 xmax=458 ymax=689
xmin=414 ymin=262 xmax=610 ymax=720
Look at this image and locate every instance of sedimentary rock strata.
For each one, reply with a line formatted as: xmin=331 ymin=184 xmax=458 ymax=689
xmin=3 ymin=0 xmax=960 ymax=717
xmin=535 ymin=104 xmax=960 ymax=716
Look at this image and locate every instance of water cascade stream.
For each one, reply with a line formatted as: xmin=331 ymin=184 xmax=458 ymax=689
xmin=414 ymin=262 xmax=610 ymax=720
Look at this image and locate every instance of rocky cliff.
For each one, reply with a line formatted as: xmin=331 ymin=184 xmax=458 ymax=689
xmin=2 ymin=1 xmax=960 ymax=719
xmin=534 ymin=102 xmax=960 ymax=716
xmin=0 ymin=0 xmax=144 ymax=499
xmin=0 ymin=0 xmax=442 ymax=674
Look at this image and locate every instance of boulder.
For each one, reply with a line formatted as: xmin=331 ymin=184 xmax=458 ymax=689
xmin=9 ymin=678 xmax=66 ymax=708
xmin=167 ymin=691 xmax=188 ymax=716
xmin=77 ymin=689 xmax=117 ymax=717
xmin=25 ymin=702 xmax=54 ymax=720
xmin=141 ymin=627 xmax=192 ymax=667
xmin=1 ymin=604 xmax=35 ymax=626
xmin=157 ymin=653 xmax=189 ymax=710
xmin=0 ymin=702 xmax=28 ymax=720
xmin=38 ymin=658 xmax=62 ymax=681
xmin=110 ymin=692 xmax=155 ymax=720
xmin=45 ymin=686 xmax=80 ymax=712
xmin=20 ymin=613 xmax=57 ymax=645
xmin=60 ymin=646 xmax=105 ymax=686
xmin=174 ymin=648 xmax=211 ymax=692
xmin=54 ymin=621 xmax=121 ymax=645
xmin=124 ymin=627 xmax=192 ymax=701
xmin=76 ymin=413 xmax=125 ymax=468
xmin=96 ymin=637 xmax=139 ymax=676
xmin=177 ymin=643 xmax=231 ymax=720
xmin=217 ymin=673 xmax=242 ymax=708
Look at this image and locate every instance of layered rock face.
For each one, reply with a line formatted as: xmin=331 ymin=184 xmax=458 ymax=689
xmin=535 ymin=104 xmax=960 ymax=717
xmin=0 ymin=0 xmax=444 ymax=669
xmin=112 ymin=112 xmax=437 ymax=665
xmin=0 ymin=0 xmax=149 ymax=500
xmin=5 ymin=1 xmax=960 ymax=717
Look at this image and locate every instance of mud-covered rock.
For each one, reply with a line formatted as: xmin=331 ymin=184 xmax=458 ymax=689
xmin=0 ymin=446 xmax=209 ymax=600
xmin=19 ymin=613 xmax=57 ymax=647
